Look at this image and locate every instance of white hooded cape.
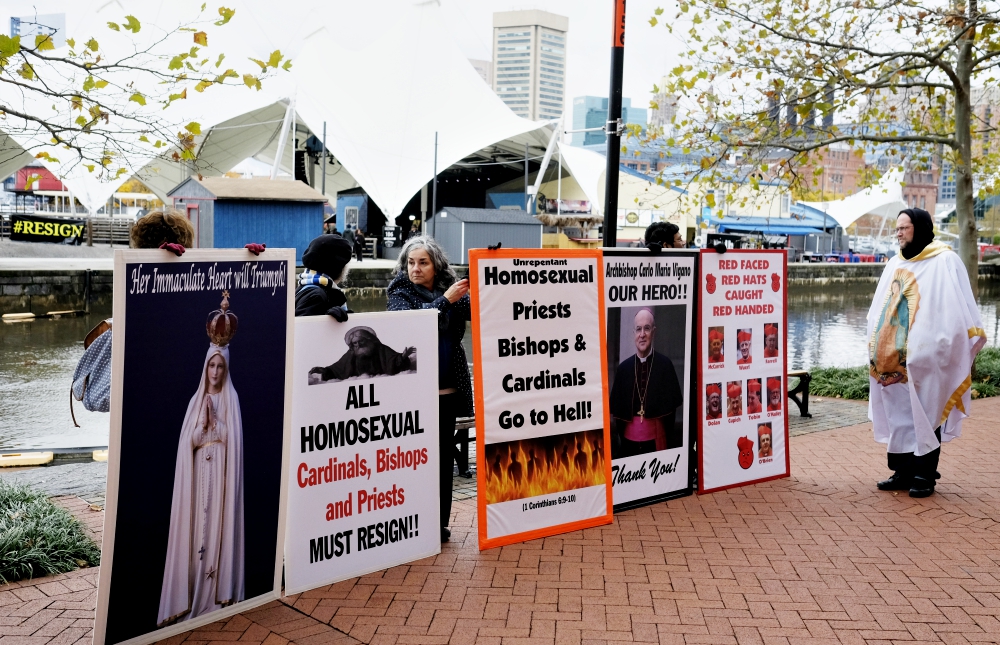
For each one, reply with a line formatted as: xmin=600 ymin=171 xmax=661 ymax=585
xmin=158 ymin=345 xmax=245 ymax=625
xmin=867 ymin=242 xmax=987 ymax=456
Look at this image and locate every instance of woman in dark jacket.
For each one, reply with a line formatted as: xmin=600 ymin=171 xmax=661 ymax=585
xmin=295 ymin=234 xmax=353 ymax=320
xmin=386 ymin=236 xmax=471 ymax=542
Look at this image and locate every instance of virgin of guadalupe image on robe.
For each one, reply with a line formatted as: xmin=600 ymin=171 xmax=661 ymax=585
xmin=158 ymin=291 xmax=245 ymax=627
xmin=869 ymin=269 xmax=919 ymax=386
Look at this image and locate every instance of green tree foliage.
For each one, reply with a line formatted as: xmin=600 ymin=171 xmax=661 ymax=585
xmin=1 ymin=6 xmax=289 ymax=181
xmin=650 ymin=0 xmax=1000 ymax=296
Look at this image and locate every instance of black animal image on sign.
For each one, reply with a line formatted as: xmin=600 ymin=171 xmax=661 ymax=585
xmin=308 ymin=326 xmax=416 ymax=384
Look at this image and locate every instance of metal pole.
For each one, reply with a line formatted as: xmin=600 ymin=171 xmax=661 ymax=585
xmin=525 ymin=142 xmax=530 ymax=212
xmin=270 ymin=97 xmax=295 ymax=180
xmin=432 ymin=131 xmax=438 ymax=238
xmin=602 ymin=0 xmax=626 ymax=247
xmin=557 ymin=145 xmax=562 ymax=215
xmin=321 ymin=121 xmax=327 ymax=196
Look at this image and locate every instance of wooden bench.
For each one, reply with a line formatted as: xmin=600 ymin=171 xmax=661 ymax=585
xmin=787 ymin=369 xmax=813 ymax=418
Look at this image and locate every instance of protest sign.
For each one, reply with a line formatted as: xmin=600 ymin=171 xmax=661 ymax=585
xmin=95 ymin=249 xmax=294 ymax=645
xmin=284 ymin=310 xmax=440 ymax=594
xmin=470 ymin=248 xmax=612 ymax=550
xmin=698 ymin=249 xmax=789 ymax=493
xmin=10 ymin=213 xmax=85 ymax=244
xmin=603 ymin=249 xmax=697 ymax=510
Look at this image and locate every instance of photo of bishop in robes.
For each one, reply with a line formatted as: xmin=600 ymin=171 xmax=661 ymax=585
xmin=610 ymin=308 xmax=683 ymax=459
xmin=158 ymin=292 xmax=245 ymax=626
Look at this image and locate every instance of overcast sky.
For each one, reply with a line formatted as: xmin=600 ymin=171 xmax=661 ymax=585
xmin=438 ymin=0 xmax=685 ymax=114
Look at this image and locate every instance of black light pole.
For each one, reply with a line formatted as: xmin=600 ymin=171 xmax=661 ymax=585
xmin=602 ymin=0 xmax=626 ymax=247
xmin=431 ymin=131 xmax=438 ymax=238
xmin=321 ymin=121 xmax=327 ymax=195
xmin=525 ymin=142 xmax=530 ymax=212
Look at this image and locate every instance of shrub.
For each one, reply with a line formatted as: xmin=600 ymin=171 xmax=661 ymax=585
xmin=0 ymin=481 xmax=101 ymax=583
xmin=806 ymin=346 xmax=1000 ymax=401
xmin=972 ymin=346 xmax=1000 ymax=398
xmin=809 ymin=366 xmax=871 ymax=400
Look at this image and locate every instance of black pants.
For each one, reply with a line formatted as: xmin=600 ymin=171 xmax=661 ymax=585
xmin=439 ymin=393 xmax=459 ymax=528
xmin=888 ymin=427 xmax=942 ymax=480
xmin=454 ymin=427 xmax=469 ymax=474
xmin=355 ymin=247 xmax=364 ymax=262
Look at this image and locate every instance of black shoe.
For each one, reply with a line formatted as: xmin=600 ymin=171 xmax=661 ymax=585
xmin=441 ymin=527 xmax=451 ymax=542
xmin=909 ymin=476 xmax=935 ymax=498
xmin=877 ymin=472 xmax=913 ymax=491
xmin=460 ymin=470 xmax=473 ymax=479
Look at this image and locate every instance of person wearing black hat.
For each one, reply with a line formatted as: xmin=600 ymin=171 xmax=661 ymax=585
xmin=296 ymin=234 xmax=354 ymax=319
xmin=868 ymin=207 xmax=987 ymax=498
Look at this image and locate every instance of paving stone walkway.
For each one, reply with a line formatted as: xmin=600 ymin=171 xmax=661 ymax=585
xmin=4 ymin=397 xmax=1000 ymax=645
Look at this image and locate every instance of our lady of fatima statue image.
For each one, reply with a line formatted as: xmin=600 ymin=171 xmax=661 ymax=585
xmin=158 ymin=291 xmax=245 ymax=626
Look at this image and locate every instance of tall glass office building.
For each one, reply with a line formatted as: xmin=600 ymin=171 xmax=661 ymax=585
xmin=492 ymin=10 xmax=569 ymax=121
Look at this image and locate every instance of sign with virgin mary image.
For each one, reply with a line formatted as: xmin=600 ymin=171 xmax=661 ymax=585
xmin=869 ymin=269 xmax=918 ymax=386
xmin=95 ymin=249 xmax=294 ymax=645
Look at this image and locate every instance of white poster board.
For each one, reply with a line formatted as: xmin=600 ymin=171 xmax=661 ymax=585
xmin=470 ymin=249 xmax=612 ymax=550
xmin=284 ymin=310 xmax=440 ymax=594
xmin=698 ymin=249 xmax=790 ymax=493
xmin=603 ymin=249 xmax=696 ymax=509
xmin=95 ymin=249 xmax=294 ymax=645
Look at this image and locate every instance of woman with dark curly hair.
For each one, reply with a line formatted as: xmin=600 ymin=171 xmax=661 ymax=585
xmin=386 ymin=236 xmax=471 ymax=542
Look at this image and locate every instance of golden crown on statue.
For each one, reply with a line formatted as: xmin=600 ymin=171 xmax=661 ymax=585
xmin=206 ymin=290 xmax=239 ymax=347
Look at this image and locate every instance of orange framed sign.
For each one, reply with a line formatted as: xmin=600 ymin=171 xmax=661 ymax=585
xmin=469 ymin=248 xmax=613 ymax=550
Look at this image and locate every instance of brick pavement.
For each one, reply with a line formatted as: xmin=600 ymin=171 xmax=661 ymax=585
xmin=4 ymin=398 xmax=1000 ymax=645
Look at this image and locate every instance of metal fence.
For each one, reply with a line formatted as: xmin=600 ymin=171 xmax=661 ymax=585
xmin=0 ymin=213 xmax=132 ymax=245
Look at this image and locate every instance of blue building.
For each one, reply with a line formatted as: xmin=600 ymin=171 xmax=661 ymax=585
xmin=571 ymin=96 xmax=647 ymax=147
xmin=168 ymin=177 xmax=326 ymax=264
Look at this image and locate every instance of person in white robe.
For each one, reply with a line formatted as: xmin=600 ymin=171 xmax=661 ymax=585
xmin=158 ymin=307 xmax=245 ymax=625
xmin=867 ymin=208 xmax=986 ymax=497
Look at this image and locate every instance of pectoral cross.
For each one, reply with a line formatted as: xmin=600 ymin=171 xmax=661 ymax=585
xmin=638 ymin=407 xmax=645 ymax=421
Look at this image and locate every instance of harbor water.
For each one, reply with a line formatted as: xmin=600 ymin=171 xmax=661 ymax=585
xmin=4 ymin=284 xmax=1000 ymax=450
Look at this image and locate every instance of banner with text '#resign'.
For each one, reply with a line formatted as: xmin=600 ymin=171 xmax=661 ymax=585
xmin=10 ymin=213 xmax=85 ymax=244
xmin=698 ymin=249 xmax=789 ymax=493
xmin=96 ymin=249 xmax=294 ymax=645
xmin=470 ymin=249 xmax=612 ymax=550
xmin=285 ymin=310 xmax=440 ymax=594
xmin=603 ymin=249 xmax=698 ymax=511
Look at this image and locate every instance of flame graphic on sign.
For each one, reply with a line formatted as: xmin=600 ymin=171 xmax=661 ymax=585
xmin=484 ymin=429 xmax=606 ymax=504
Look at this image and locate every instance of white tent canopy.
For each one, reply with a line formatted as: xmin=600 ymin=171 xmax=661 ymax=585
xmin=800 ymin=167 xmax=907 ymax=230
xmin=0 ymin=0 xmax=553 ymax=216
xmin=557 ymin=144 xmax=607 ymax=215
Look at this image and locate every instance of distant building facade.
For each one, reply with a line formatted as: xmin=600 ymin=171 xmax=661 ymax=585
xmin=492 ymin=10 xmax=568 ymax=121
xmin=571 ymin=96 xmax=647 ymax=147
xmin=469 ymin=59 xmax=493 ymax=87
xmin=650 ymin=77 xmax=679 ymax=133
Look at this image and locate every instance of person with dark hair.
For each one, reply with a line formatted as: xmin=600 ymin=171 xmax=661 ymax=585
xmin=354 ymin=229 xmax=366 ymax=262
xmin=643 ymin=221 xmax=684 ymax=252
xmin=295 ymin=234 xmax=353 ymax=319
xmin=869 ymin=207 xmax=986 ymax=498
xmin=386 ymin=235 xmax=472 ymax=542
